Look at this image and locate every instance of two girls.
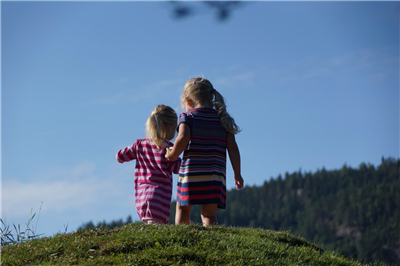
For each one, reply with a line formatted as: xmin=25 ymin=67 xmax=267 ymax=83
xmin=117 ymin=77 xmax=243 ymax=225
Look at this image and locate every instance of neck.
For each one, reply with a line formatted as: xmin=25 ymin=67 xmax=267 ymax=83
xmin=194 ymin=102 xmax=213 ymax=109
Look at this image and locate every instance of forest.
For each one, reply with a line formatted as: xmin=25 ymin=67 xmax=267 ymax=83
xmin=79 ymin=157 xmax=400 ymax=265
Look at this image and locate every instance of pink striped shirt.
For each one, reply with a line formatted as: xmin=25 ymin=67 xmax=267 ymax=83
xmin=116 ymin=138 xmax=181 ymax=224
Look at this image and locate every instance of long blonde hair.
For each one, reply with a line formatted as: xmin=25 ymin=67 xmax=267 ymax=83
xmin=181 ymin=77 xmax=241 ymax=134
xmin=145 ymin=105 xmax=177 ymax=148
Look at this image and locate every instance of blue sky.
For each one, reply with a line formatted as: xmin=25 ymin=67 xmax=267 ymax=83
xmin=1 ymin=1 xmax=399 ymax=237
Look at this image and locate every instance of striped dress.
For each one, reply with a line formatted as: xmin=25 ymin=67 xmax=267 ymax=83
xmin=177 ymin=107 xmax=227 ymax=209
xmin=116 ymin=138 xmax=181 ymax=224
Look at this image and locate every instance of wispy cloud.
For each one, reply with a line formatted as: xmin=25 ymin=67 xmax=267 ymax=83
xmin=84 ymin=92 xmax=138 ymax=106
xmin=2 ymin=162 xmax=133 ymax=218
xmin=343 ymin=47 xmax=399 ymax=78
xmin=141 ymin=78 xmax=183 ymax=99
xmin=280 ymin=46 xmax=398 ymax=83
xmin=83 ymin=78 xmax=183 ymax=107
xmin=328 ymin=57 xmax=347 ymax=66
xmin=301 ymin=67 xmax=331 ymax=80
xmin=84 ymin=71 xmax=259 ymax=107
xmin=214 ymin=70 xmax=256 ymax=87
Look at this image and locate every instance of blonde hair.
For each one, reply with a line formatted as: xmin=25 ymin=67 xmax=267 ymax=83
xmin=145 ymin=105 xmax=177 ymax=148
xmin=182 ymin=77 xmax=241 ymax=134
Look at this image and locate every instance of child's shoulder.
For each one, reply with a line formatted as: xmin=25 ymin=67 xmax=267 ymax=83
xmin=133 ymin=138 xmax=151 ymax=146
xmin=179 ymin=108 xmax=216 ymax=117
xmin=136 ymin=138 xmax=170 ymax=150
xmin=178 ymin=112 xmax=191 ymax=121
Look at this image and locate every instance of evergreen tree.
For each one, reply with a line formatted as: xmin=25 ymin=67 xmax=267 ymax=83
xmin=79 ymin=158 xmax=399 ymax=265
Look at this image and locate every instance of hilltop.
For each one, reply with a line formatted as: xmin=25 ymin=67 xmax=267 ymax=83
xmin=1 ymin=223 xmax=379 ymax=266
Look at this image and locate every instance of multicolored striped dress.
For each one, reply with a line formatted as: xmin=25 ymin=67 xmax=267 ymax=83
xmin=116 ymin=138 xmax=181 ymax=224
xmin=177 ymin=107 xmax=227 ymax=209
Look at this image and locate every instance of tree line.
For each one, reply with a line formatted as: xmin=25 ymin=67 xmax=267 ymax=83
xmin=79 ymin=157 xmax=400 ymax=265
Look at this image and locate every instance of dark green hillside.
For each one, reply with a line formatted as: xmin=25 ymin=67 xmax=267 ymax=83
xmin=170 ymin=157 xmax=399 ymax=265
xmin=1 ymin=223 xmax=377 ymax=266
xmin=76 ymin=157 xmax=399 ymax=265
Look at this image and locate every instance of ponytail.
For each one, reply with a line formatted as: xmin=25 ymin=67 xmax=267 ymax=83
xmin=145 ymin=105 xmax=177 ymax=148
xmin=213 ymin=89 xmax=241 ymax=135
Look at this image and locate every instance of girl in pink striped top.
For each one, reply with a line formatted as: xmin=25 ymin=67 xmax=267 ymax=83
xmin=116 ymin=105 xmax=181 ymax=224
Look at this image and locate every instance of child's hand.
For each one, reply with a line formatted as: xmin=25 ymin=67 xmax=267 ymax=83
xmin=165 ymin=147 xmax=173 ymax=160
xmin=234 ymin=175 xmax=244 ymax=189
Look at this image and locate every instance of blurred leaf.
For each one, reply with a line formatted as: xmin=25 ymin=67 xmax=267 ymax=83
xmin=175 ymin=7 xmax=191 ymax=18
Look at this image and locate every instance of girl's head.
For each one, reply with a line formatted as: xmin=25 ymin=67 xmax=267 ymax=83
xmin=182 ymin=77 xmax=241 ymax=134
xmin=145 ymin=105 xmax=177 ymax=148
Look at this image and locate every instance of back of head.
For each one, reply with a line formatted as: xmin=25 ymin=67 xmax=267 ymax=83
xmin=182 ymin=77 xmax=241 ymax=134
xmin=145 ymin=105 xmax=177 ymax=148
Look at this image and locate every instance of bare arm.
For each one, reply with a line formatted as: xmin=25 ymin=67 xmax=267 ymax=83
xmin=165 ymin=123 xmax=191 ymax=161
xmin=226 ymin=132 xmax=244 ymax=189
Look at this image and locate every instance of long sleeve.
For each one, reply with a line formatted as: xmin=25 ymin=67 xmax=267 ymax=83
xmin=168 ymin=157 xmax=182 ymax=174
xmin=116 ymin=141 xmax=137 ymax=163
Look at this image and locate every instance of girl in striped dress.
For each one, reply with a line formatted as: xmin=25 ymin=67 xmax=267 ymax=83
xmin=166 ymin=77 xmax=244 ymax=226
xmin=116 ymin=105 xmax=181 ymax=225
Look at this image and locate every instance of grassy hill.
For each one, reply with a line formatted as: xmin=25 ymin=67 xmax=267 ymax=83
xmin=1 ymin=223 xmax=382 ymax=266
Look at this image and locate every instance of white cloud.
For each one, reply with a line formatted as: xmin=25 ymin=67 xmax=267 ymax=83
xmin=329 ymin=57 xmax=347 ymax=66
xmin=141 ymin=78 xmax=183 ymax=99
xmin=83 ymin=78 xmax=183 ymax=107
xmin=301 ymin=67 xmax=331 ymax=80
xmin=2 ymin=162 xmax=134 ymax=219
xmin=3 ymin=180 xmax=99 ymax=216
xmin=84 ymin=92 xmax=138 ymax=106
xmin=347 ymin=48 xmax=398 ymax=76
xmin=214 ymin=71 xmax=256 ymax=87
xmin=279 ymin=47 xmax=398 ymax=83
xmin=235 ymin=71 xmax=256 ymax=81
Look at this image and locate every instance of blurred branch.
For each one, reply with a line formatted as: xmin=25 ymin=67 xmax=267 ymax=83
xmin=167 ymin=1 xmax=247 ymax=21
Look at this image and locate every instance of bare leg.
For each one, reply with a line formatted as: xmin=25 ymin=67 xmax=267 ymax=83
xmin=175 ymin=202 xmax=192 ymax=225
xmin=201 ymin=204 xmax=218 ymax=226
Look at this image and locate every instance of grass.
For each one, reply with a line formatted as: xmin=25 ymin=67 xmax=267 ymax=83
xmin=1 ymin=223 xmax=383 ymax=266
xmin=1 ymin=205 xmax=44 ymax=245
